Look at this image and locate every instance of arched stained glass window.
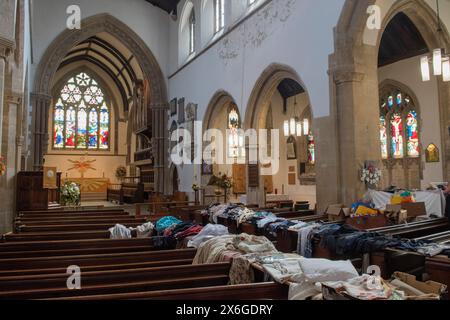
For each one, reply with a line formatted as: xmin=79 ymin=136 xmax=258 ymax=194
xmin=53 ymin=72 xmax=110 ymax=150
xmin=379 ymin=88 xmax=419 ymax=160
xmin=227 ymin=104 xmax=244 ymax=159
xmin=307 ymin=133 xmax=315 ymax=165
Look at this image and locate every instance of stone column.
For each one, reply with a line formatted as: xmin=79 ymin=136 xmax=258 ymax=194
xmin=151 ymin=102 xmax=169 ymax=193
xmin=332 ymin=61 xmax=382 ymax=206
xmin=0 ymin=42 xmax=13 ymax=150
xmin=30 ymin=92 xmax=52 ymax=171
xmin=4 ymin=94 xmax=22 ymax=170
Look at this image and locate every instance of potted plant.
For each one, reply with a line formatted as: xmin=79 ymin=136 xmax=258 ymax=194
xmin=60 ymin=181 xmax=81 ymax=207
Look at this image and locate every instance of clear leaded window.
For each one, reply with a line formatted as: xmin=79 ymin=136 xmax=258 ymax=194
xmin=53 ymin=72 xmax=110 ymax=150
xmin=189 ymin=10 xmax=196 ymax=54
xmin=214 ymin=0 xmax=225 ymax=33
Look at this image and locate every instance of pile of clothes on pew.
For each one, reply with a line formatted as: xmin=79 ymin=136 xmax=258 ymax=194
xmin=301 ymin=223 xmax=450 ymax=258
xmin=201 ymin=203 xmax=450 ymax=258
xmin=201 ymin=203 xmax=314 ymax=235
xmin=108 ymin=216 xmax=204 ymax=250
xmin=189 ymin=228 xmax=447 ymax=300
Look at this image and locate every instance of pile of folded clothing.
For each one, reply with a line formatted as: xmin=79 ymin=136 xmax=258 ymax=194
xmin=109 ymin=222 xmax=155 ymax=239
xmin=312 ymin=223 xmax=450 ymax=257
xmin=200 ymin=203 xmax=243 ymax=223
xmin=151 ymin=216 xmax=204 ymax=250
xmin=193 ymin=233 xmax=279 ymax=285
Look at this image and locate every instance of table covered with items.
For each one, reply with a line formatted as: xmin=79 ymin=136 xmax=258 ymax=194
xmin=365 ymin=189 xmax=445 ymax=217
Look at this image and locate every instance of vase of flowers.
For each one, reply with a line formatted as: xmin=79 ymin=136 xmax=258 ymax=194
xmin=60 ymin=181 xmax=81 ymax=207
xmin=0 ymin=156 xmax=6 ymax=176
xmin=360 ymin=165 xmax=382 ymax=188
xmin=208 ymin=173 xmax=233 ymax=202
xmin=115 ymin=166 xmax=127 ymax=182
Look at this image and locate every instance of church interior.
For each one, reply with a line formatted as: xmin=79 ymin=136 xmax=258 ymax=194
xmin=0 ymin=0 xmax=450 ymax=301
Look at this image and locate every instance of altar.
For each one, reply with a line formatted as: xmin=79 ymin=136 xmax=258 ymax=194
xmin=63 ymin=178 xmax=110 ymax=201
xmin=239 ymin=194 xmax=291 ymax=205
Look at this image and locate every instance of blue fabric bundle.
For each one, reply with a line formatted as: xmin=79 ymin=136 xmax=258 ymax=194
xmin=155 ymin=216 xmax=182 ymax=233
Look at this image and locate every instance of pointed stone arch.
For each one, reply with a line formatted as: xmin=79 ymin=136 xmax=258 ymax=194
xmin=329 ymin=0 xmax=450 ymax=206
xmin=31 ymin=13 xmax=168 ymax=192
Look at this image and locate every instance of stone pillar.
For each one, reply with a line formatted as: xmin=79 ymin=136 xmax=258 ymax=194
xmin=3 ymin=94 xmax=22 ymax=170
xmin=0 ymin=42 xmax=13 ymax=148
xmin=331 ymin=61 xmax=382 ymax=206
xmin=30 ymin=92 xmax=52 ymax=171
xmin=151 ymin=103 xmax=169 ymax=193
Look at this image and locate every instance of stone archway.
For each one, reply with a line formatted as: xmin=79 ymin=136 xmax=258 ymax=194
xmin=329 ymin=0 xmax=450 ymax=206
xmin=31 ymin=13 xmax=168 ymax=192
xmin=244 ymin=63 xmax=316 ymax=206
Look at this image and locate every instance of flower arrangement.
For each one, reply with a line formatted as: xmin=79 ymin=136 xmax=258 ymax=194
xmin=192 ymin=183 xmax=200 ymax=191
xmin=60 ymin=181 xmax=81 ymax=206
xmin=0 ymin=156 xmax=6 ymax=176
xmin=115 ymin=166 xmax=127 ymax=181
xmin=208 ymin=173 xmax=233 ymax=190
xmin=360 ymin=165 xmax=382 ymax=186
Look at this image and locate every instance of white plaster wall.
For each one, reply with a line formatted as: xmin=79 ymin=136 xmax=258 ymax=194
xmin=30 ymin=0 xmax=170 ymax=89
xmin=169 ymin=0 xmax=345 ymax=192
xmin=378 ymin=56 xmax=444 ymax=189
xmin=169 ymin=0 xmax=344 ymax=119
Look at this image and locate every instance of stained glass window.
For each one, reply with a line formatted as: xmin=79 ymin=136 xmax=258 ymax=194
xmin=380 ymin=116 xmax=388 ymax=159
xmin=307 ymin=133 xmax=315 ymax=165
xmin=391 ymin=113 xmax=404 ymax=158
xmin=380 ymin=87 xmax=419 ymax=160
xmin=406 ymin=110 xmax=420 ymax=157
xmin=228 ymin=104 xmax=244 ymax=158
xmin=53 ymin=72 xmax=110 ymax=150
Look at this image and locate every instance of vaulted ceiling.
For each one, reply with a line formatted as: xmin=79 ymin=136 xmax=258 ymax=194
xmin=59 ymin=32 xmax=145 ymax=111
xmin=145 ymin=0 xmax=180 ymax=14
xmin=378 ymin=12 xmax=429 ymax=67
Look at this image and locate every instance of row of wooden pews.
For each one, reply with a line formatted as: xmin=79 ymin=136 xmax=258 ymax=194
xmin=0 ymin=206 xmax=290 ymax=300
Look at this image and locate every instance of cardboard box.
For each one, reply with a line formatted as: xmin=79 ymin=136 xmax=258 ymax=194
xmin=391 ymin=272 xmax=447 ymax=300
xmin=325 ymin=204 xmax=350 ymax=222
xmin=345 ymin=214 xmax=388 ymax=230
xmin=385 ymin=202 xmax=426 ymax=218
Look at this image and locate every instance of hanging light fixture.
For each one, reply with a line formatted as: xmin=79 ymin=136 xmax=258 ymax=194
xmin=421 ymin=0 xmax=450 ymax=82
xmin=283 ymin=96 xmax=304 ymax=137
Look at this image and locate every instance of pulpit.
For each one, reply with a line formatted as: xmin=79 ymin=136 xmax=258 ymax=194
xmin=16 ymin=171 xmax=62 ymax=211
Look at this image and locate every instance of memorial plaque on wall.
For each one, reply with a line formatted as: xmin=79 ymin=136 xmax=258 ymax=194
xmin=248 ymin=164 xmax=259 ymax=188
xmin=232 ymin=164 xmax=246 ymax=194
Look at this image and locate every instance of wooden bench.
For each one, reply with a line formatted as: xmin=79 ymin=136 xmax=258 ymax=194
xmin=17 ymin=222 xmax=145 ymax=233
xmin=0 ymin=238 xmax=156 ymax=259
xmin=0 ymin=248 xmax=197 ymax=272
xmin=0 ymin=262 xmax=230 ymax=299
xmin=47 ymin=282 xmax=289 ymax=300
xmin=2 ymin=230 xmax=112 ymax=242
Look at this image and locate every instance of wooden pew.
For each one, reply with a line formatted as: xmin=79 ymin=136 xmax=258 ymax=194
xmin=2 ymin=230 xmax=112 ymax=242
xmin=0 ymin=263 xmax=230 ymax=299
xmin=15 ymin=218 xmax=148 ymax=227
xmin=19 ymin=209 xmax=127 ymax=216
xmin=0 ymin=238 xmax=156 ymax=259
xmin=47 ymin=282 xmax=289 ymax=300
xmin=0 ymin=248 xmax=197 ymax=272
xmin=17 ymin=222 xmax=145 ymax=233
